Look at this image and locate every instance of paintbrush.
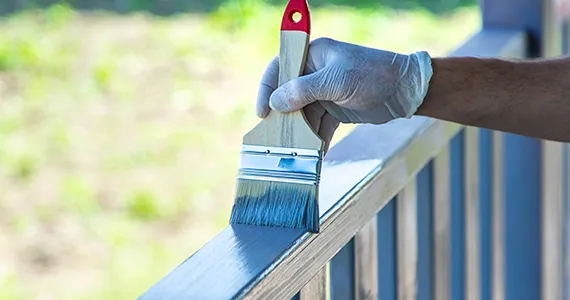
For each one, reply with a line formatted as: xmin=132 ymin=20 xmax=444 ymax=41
xmin=229 ymin=0 xmax=325 ymax=233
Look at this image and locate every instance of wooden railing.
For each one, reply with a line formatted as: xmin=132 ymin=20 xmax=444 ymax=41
xmin=140 ymin=0 xmax=570 ymax=299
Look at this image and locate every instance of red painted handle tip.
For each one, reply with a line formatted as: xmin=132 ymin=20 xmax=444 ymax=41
xmin=280 ymin=0 xmax=310 ymax=34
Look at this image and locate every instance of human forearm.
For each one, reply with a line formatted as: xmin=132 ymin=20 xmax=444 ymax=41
xmin=257 ymin=38 xmax=570 ymax=144
xmin=417 ymin=56 xmax=570 ymax=142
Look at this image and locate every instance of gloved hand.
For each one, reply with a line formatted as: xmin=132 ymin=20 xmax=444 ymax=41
xmin=256 ymin=37 xmax=433 ymax=148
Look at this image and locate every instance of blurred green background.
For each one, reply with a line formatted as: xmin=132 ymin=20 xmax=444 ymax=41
xmin=0 ymin=0 xmax=479 ymax=299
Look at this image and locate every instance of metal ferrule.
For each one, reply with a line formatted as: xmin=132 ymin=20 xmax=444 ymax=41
xmin=238 ymin=145 xmax=322 ymax=185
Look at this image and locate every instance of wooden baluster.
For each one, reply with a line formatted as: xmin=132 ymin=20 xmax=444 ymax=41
xmin=492 ymin=131 xmax=505 ymax=300
xmin=329 ymin=239 xmax=355 ymax=300
xmin=355 ymin=216 xmax=378 ymax=300
xmin=416 ymin=163 xmax=434 ymax=300
xmin=565 ymin=144 xmax=570 ymax=300
xmin=449 ymin=130 xmax=466 ymax=300
xmin=478 ymin=128 xmax=494 ymax=300
xmin=297 ymin=267 xmax=327 ymax=300
xmin=465 ymin=127 xmax=480 ymax=300
xmin=541 ymin=140 xmax=564 ymax=300
xmin=434 ymin=145 xmax=451 ymax=300
xmin=329 ymin=240 xmax=355 ymax=300
xmin=397 ymin=180 xmax=418 ymax=300
xmin=378 ymin=200 xmax=398 ymax=300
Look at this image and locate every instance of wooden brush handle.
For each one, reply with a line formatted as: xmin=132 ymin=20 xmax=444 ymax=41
xmin=243 ymin=0 xmax=323 ymax=150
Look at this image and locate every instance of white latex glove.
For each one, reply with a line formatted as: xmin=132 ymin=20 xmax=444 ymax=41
xmin=256 ymin=37 xmax=433 ymax=147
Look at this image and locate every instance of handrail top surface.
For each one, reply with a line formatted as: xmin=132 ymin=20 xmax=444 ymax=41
xmin=139 ymin=28 xmax=526 ymax=300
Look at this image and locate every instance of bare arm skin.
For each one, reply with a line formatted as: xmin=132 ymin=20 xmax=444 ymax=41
xmin=257 ymin=38 xmax=570 ymax=144
xmin=417 ymin=56 xmax=570 ymax=142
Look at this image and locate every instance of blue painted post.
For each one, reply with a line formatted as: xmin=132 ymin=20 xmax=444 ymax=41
xmin=478 ymin=129 xmax=493 ymax=300
xmin=377 ymin=199 xmax=397 ymax=300
xmin=450 ymin=131 xmax=466 ymax=300
xmin=481 ymin=0 xmax=555 ymax=299
xmin=482 ymin=0 xmax=543 ymax=57
xmin=329 ymin=240 xmax=355 ymax=300
xmin=503 ymin=135 xmax=542 ymax=300
xmin=416 ymin=162 xmax=434 ymax=300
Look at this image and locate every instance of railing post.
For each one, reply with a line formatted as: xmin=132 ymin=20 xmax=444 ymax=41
xmin=355 ymin=217 xmax=379 ymax=299
xmin=416 ymin=163 xmax=434 ymax=300
xmin=565 ymin=146 xmax=570 ymax=300
xmin=450 ymin=130 xmax=466 ymax=300
xmin=397 ymin=180 xmax=418 ymax=300
xmin=491 ymin=131 xmax=505 ymax=300
xmin=295 ymin=267 xmax=327 ymax=300
xmin=541 ymin=141 xmax=564 ymax=300
xmin=377 ymin=200 xmax=398 ymax=300
xmin=481 ymin=1 xmax=564 ymax=300
xmin=434 ymin=145 xmax=451 ymax=300
xmin=329 ymin=240 xmax=355 ymax=300
xmin=465 ymin=127 xmax=480 ymax=300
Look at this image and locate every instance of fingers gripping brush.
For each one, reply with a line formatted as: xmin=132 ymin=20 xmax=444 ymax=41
xmin=229 ymin=0 xmax=325 ymax=233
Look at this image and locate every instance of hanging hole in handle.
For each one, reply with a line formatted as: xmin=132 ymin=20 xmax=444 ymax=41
xmin=290 ymin=11 xmax=302 ymax=23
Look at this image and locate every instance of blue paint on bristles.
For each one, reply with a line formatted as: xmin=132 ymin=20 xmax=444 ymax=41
xmin=230 ymin=180 xmax=319 ymax=233
xmin=229 ymin=0 xmax=320 ymax=233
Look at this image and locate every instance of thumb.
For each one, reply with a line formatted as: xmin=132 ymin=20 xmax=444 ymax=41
xmin=269 ymin=71 xmax=328 ymax=113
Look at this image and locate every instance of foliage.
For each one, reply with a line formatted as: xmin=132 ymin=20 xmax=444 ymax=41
xmin=0 ymin=0 xmax=476 ymax=15
xmin=0 ymin=2 xmax=479 ymax=299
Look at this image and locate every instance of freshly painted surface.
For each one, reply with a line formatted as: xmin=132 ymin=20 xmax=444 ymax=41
xmin=139 ymin=225 xmax=305 ymax=299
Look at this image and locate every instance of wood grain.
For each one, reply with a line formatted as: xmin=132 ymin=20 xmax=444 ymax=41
xmin=465 ymin=127 xmax=480 ymax=300
xmin=541 ymin=2 xmax=564 ymax=297
xmin=434 ymin=145 xmax=450 ymax=300
xmin=354 ymin=216 xmax=378 ymax=300
xmin=541 ymin=140 xmax=564 ymax=300
xmin=492 ymin=131 xmax=505 ymax=300
xmin=243 ymin=31 xmax=323 ymax=150
xmin=300 ymin=266 xmax=327 ymax=300
xmin=397 ymin=180 xmax=418 ymax=300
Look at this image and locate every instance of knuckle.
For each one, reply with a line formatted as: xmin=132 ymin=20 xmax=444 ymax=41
xmin=264 ymin=56 xmax=279 ymax=72
xmin=311 ymin=37 xmax=336 ymax=50
xmin=269 ymin=56 xmax=279 ymax=67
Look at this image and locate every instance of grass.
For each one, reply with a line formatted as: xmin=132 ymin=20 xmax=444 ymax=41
xmin=0 ymin=2 xmax=480 ymax=299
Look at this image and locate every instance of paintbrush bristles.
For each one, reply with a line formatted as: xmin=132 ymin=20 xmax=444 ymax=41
xmin=230 ymin=179 xmax=319 ymax=232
